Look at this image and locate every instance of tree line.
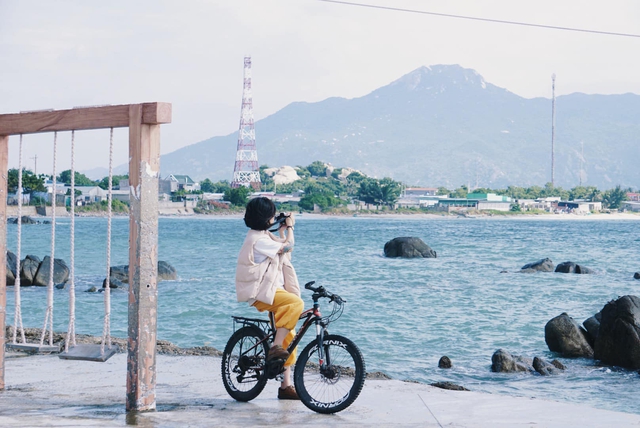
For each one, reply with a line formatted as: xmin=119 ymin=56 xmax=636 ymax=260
xmin=199 ymin=161 xmax=403 ymax=211
xmin=439 ymin=182 xmax=632 ymax=210
xmin=199 ymin=161 xmax=635 ymax=212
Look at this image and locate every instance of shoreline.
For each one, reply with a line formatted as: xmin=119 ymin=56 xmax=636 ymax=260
xmin=9 ymin=206 xmax=639 ymax=221
xmin=155 ymin=211 xmax=640 ymax=221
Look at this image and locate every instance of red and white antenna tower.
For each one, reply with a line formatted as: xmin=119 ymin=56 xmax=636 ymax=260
xmin=231 ymin=56 xmax=261 ymax=190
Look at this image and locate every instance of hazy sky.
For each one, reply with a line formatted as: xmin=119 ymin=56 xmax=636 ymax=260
xmin=1 ymin=0 xmax=638 ymax=177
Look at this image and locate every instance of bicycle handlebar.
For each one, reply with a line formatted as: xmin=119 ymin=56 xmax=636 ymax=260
xmin=304 ymin=281 xmax=345 ymax=303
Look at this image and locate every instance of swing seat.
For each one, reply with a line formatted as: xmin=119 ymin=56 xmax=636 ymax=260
xmin=6 ymin=342 xmax=61 ymax=354
xmin=59 ymin=344 xmax=118 ymax=362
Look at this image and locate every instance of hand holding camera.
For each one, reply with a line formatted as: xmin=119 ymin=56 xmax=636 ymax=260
xmin=269 ymin=212 xmax=294 ymax=232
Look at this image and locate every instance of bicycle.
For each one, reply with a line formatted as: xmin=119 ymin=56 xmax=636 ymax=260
xmin=221 ymin=281 xmax=366 ymax=414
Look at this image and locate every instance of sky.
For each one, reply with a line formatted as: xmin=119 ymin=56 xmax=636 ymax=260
xmin=1 ymin=0 xmax=639 ymax=178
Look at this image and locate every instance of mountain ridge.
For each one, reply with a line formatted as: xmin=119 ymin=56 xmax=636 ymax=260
xmin=91 ymin=64 xmax=640 ymax=190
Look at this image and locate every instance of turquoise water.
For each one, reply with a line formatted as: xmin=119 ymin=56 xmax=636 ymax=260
xmin=5 ymin=216 xmax=640 ymax=414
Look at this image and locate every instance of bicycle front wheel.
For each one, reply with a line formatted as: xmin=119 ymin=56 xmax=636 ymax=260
xmin=221 ymin=326 xmax=269 ymax=402
xmin=294 ymin=334 xmax=366 ymax=414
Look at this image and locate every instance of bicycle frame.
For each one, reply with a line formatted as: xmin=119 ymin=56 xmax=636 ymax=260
xmin=231 ymin=295 xmax=330 ymax=376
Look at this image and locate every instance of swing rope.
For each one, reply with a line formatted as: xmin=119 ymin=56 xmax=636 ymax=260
xmin=64 ymin=131 xmax=77 ymax=352
xmin=101 ymin=127 xmax=114 ymax=353
xmin=63 ymin=128 xmax=114 ymax=356
xmin=40 ymin=131 xmax=57 ymax=346
xmin=12 ymin=134 xmax=26 ymax=344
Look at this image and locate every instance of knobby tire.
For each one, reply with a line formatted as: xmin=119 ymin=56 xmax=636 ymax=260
xmin=221 ymin=326 xmax=269 ymax=402
xmin=294 ymin=334 xmax=366 ymax=414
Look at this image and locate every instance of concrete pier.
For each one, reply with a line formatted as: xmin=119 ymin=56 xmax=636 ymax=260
xmin=1 ymin=352 xmax=639 ymax=427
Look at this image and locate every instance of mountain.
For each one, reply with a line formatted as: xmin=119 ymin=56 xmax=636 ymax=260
xmin=156 ymin=64 xmax=640 ymax=190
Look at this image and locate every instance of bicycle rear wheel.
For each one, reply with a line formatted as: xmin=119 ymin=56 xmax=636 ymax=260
xmin=294 ymin=334 xmax=366 ymax=414
xmin=221 ymin=326 xmax=269 ymax=402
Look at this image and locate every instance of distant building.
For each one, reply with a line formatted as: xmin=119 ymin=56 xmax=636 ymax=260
xmin=627 ymin=192 xmax=640 ymax=202
xmin=436 ymin=192 xmax=512 ymax=212
xmin=467 ymin=193 xmax=512 ymax=202
xmin=557 ymin=201 xmax=602 ymax=213
xmin=622 ymin=201 xmax=640 ymax=212
xmin=404 ymin=187 xmax=438 ymax=197
xmin=159 ymin=174 xmax=199 ymax=194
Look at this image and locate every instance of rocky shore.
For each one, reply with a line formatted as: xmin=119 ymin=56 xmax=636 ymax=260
xmin=4 ymin=326 xmax=391 ymax=380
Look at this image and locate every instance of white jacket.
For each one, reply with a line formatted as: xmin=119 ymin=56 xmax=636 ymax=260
xmin=235 ymin=229 xmax=301 ymax=305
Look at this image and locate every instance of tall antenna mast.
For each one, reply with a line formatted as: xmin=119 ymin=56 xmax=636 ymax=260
xmin=579 ymin=141 xmax=584 ymax=186
xmin=551 ymin=73 xmax=556 ymax=187
xmin=231 ymin=56 xmax=261 ymax=190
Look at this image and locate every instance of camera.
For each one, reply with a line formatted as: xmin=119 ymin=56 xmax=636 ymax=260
xmin=269 ymin=213 xmax=290 ymax=232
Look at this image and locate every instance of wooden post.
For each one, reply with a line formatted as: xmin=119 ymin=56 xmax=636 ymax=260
xmin=126 ymin=105 xmax=161 ymax=412
xmin=0 ymin=136 xmax=7 ymax=390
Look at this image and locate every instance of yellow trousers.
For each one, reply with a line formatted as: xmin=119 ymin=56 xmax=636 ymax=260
xmin=253 ymin=289 xmax=304 ymax=367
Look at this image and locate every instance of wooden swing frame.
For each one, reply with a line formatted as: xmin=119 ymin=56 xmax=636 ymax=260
xmin=0 ymin=102 xmax=171 ymax=412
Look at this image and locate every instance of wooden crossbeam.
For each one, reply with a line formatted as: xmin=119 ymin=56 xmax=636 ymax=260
xmin=0 ymin=102 xmax=171 ymax=136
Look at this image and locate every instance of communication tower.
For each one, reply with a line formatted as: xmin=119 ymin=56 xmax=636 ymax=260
xmin=231 ymin=56 xmax=261 ymax=189
xmin=551 ymin=73 xmax=556 ymax=187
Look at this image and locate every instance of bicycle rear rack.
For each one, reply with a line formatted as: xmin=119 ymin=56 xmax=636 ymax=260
xmin=231 ymin=315 xmax=272 ymax=335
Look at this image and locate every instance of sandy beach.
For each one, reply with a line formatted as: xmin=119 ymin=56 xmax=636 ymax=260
xmin=3 ymin=351 xmax=640 ymax=427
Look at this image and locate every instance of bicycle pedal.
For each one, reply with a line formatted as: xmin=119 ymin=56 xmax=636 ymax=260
xmin=266 ymin=359 xmax=285 ymax=379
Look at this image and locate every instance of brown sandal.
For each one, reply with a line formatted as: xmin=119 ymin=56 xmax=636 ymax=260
xmin=278 ymin=385 xmax=300 ymax=400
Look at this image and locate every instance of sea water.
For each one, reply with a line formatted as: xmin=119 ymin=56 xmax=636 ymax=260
xmin=5 ymin=215 xmax=640 ymax=414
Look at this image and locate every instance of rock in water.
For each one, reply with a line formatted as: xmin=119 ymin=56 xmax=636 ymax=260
xmin=544 ymin=313 xmax=594 ymax=358
xmin=491 ymin=349 xmax=533 ymax=373
xmin=32 ymin=256 xmax=70 ymax=287
xmin=533 ymin=356 xmax=562 ymax=376
xmin=555 ymin=261 xmax=594 ymax=274
xmin=520 ymin=258 xmax=554 ymax=272
xmin=594 ymin=295 xmax=640 ymax=369
xmin=582 ymin=313 xmax=602 ymax=346
xmin=383 ymin=237 xmax=436 ymax=258
xmin=158 ymin=260 xmax=177 ymax=281
xmin=20 ymin=254 xmax=41 ymax=286
xmin=6 ymin=251 xmax=17 ymax=285
xmin=438 ymin=356 xmax=452 ymax=368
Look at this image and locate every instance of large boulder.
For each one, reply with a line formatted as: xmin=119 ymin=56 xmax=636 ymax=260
xmin=6 ymin=251 xmax=17 ymax=285
xmin=19 ymin=255 xmax=41 ymax=286
xmin=32 ymin=256 xmax=70 ymax=287
xmin=520 ymin=258 xmax=554 ymax=272
xmin=383 ymin=237 xmax=436 ymax=258
xmin=545 ymin=313 xmax=594 ymax=358
xmin=594 ymin=295 xmax=640 ymax=369
xmin=491 ymin=349 xmax=533 ymax=373
xmin=555 ymin=261 xmax=594 ymax=274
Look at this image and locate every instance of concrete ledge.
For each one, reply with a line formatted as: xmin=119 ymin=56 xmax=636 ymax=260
xmin=2 ymin=353 xmax=639 ymax=427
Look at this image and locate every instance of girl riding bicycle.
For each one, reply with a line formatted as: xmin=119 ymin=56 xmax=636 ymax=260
xmin=235 ymin=196 xmax=303 ymax=400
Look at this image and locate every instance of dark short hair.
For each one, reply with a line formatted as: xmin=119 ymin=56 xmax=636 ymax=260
xmin=244 ymin=197 xmax=276 ymax=230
